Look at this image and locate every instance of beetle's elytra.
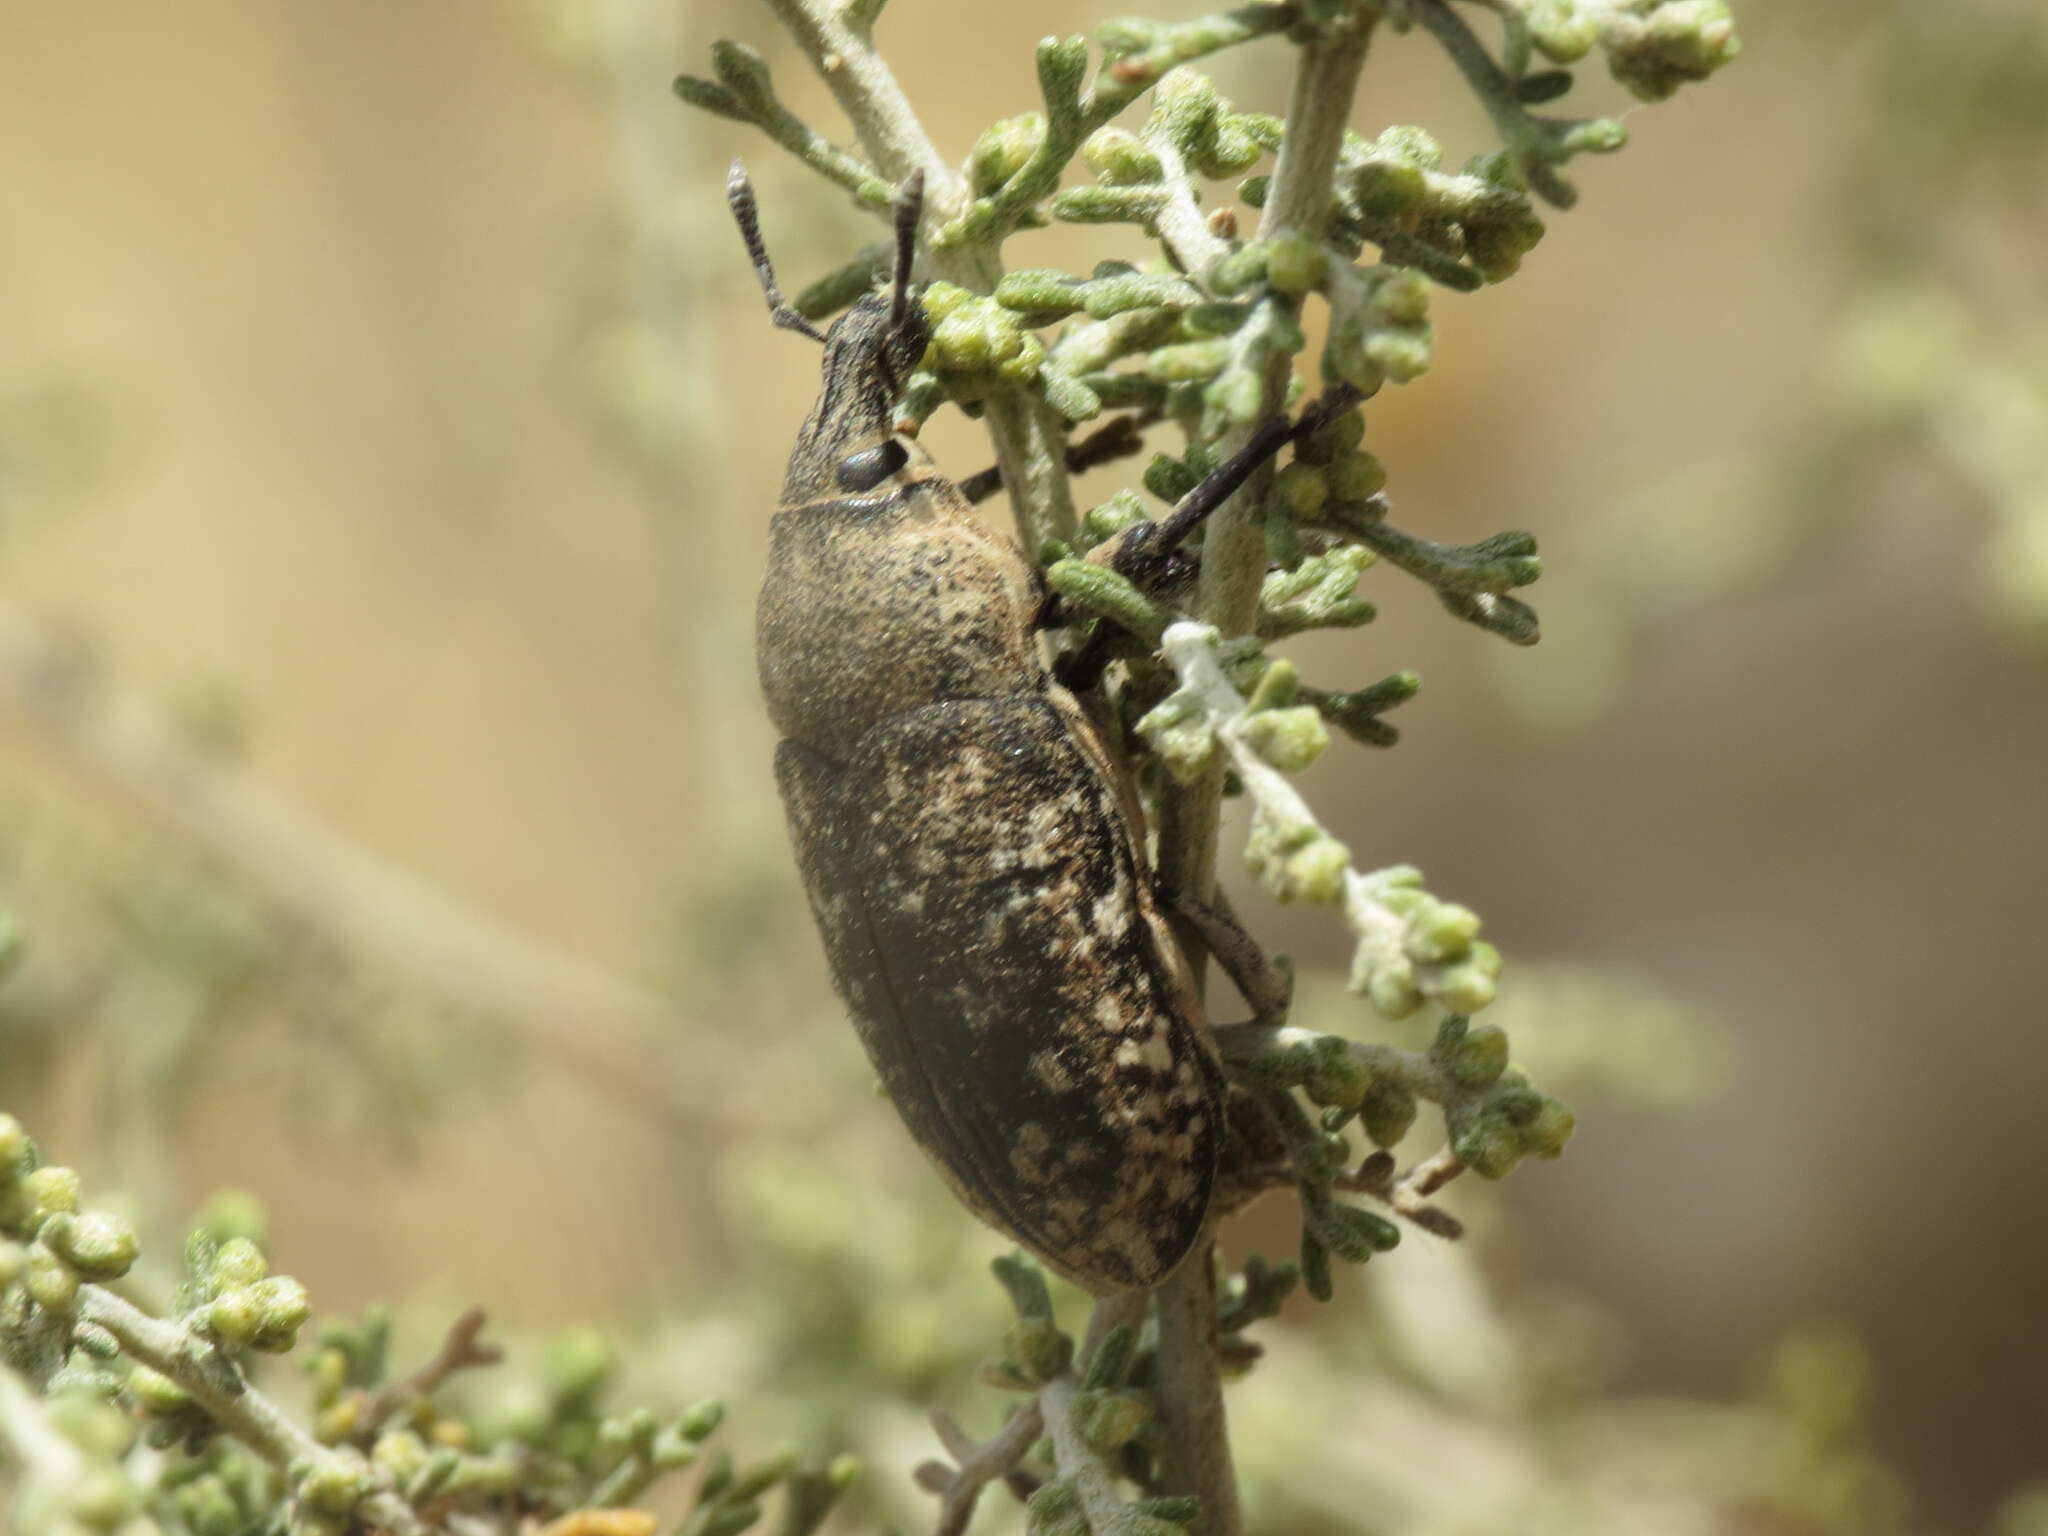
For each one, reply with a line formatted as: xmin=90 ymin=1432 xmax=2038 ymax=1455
xmin=734 ymin=161 xmax=1228 ymax=1292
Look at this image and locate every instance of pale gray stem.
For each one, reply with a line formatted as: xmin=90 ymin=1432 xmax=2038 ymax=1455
xmin=76 ymin=1286 xmax=431 ymax=1536
xmin=1149 ymin=11 xmax=1380 ymax=1536
xmin=927 ymin=1402 xmax=1044 ymax=1536
xmin=1041 ymin=1374 xmax=1135 ymax=1533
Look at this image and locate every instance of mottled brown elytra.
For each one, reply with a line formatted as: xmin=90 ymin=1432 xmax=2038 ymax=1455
xmin=730 ymin=159 xmax=1323 ymax=1292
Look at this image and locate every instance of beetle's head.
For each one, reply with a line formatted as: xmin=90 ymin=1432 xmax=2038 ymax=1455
xmin=728 ymin=159 xmax=934 ymax=498
xmin=824 ymin=286 xmax=930 ymax=400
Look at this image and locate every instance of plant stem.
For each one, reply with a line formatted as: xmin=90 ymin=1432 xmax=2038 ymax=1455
xmin=1150 ymin=10 xmax=1379 ymax=1534
xmin=76 ymin=1286 xmax=431 ymax=1536
xmin=763 ymin=0 xmax=1078 ymax=547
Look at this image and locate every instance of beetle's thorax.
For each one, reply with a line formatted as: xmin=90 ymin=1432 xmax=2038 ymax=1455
xmin=757 ymin=290 xmax=1050 ymax=760
xmin=756 ymin=470 xmax=1046 ymax=762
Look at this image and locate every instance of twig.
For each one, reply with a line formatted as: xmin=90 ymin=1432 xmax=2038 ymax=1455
xmin=357 ymin=1306 xmax=502 ymax=1441
xmin=921 ymin=1403 xmax=1044 ymax=1536
xmin=1341 ymin=1149 xmax=1467 ymax=1238
xmin=1227 ymin=1147 xmax=1466 ymax=1239
xmin=0 ymin=601 xmax=707 ymax=1134
xmin=958 ymin=411 xmax=1154 ymax=507
xmin=75 ymin=1284 xmax=431 ymax=1536
xmin=1150 ymin=13 xmax=1380 ymax=1534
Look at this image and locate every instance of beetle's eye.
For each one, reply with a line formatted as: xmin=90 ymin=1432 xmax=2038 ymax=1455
xmin=837 ymin=439 xmax=909 ymax=493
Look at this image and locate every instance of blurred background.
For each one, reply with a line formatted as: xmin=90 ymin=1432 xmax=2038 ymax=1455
xmin=1 ymin=2 xmax=2043 ymax=1531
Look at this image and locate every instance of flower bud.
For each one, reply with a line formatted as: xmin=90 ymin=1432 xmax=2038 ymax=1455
xmin=1265 ymin=234 xmax=1326 ymax=297
xmin=1082 ymin=126 xmax=1163 ymax=185
xmin=1275 ymin=462 xmax=1328 ymax=518
xmin=43 ymin=1210 xmax=139 ymax=1280
xmin=1071 ymin=1389 xmax=1149 ymax=1452
xmin=1002 ymin=1318 xmax=1074 ymax=1385
xmin=25 ymin=1241 xmax=79 ymax=1311
xmin=0 ymin=1113 xmax=28 ymax=1173
xmin=26 ymin=1165 xmax=80 ymax=1218
xmin=971 ymin=112 xmax=1047 ymax=195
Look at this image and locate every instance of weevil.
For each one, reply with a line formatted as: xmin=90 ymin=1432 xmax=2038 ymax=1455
xmin=732 ymin=160 xmax=1328 ymax=1293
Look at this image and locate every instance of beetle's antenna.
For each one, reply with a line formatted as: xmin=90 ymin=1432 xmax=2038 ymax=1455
xmin=725 ymin=158 xmax=826 ymax=344
xmin=887 ymin=169 xmax=924 ymax=332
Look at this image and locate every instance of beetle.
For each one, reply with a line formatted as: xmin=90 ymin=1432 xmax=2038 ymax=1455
xmin=730 ymin=159 xmax=1326 ymax=1293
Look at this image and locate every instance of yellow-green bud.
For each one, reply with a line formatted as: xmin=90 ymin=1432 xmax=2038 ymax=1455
xmin=1328 ymin=450 xmax=1386 ymax=502
xmin=1519 ymin=1098 xmax=1576 ymax=1158
xmin=27 ymin=1165 xmax=80 ymax=1218
xmin=995 ymin=331 xmax=1048 ymax=387
xmin=1328 ymin=331 xmax=1385 ymax=395
xmin=1147 ymin=339 xmax=1231 ymax=382
xmin=295 ymin=1453 xmax=374 ymax=1516
xmin=1445 ymin=1024 xmax=1509 ymax=1087
xmin=315 ymin=1398 xmax=364 ymax=1444
xmin=0 ymin=1239 xmax=22 ymax=1286
xmin=1072 ymin=1389 xmax=1150 ymax=1452
xmin=1528 ymin=1 xmax=1597 ymax=62
xmin=933 ymin=310 xmax=1000 ymax=372
xmin=208 ymin=1287 xmax=264 ymax=1345
xmin=129 ymin=1366 xmax=194 ymax=1415
xmin=1082 ymin=126 xmax=1163 ymax=185
xmin=1137 ymin=696 xmax=1219 ymax=783
xmin=1407 ymin=901 xmax=1481 ymax=964
xmin=1252 ymin=824 xmax=1349 ymax=906
xmin=43 ymin=1210 xmax=139 ymax=1280
xmin=242 ymin=1276 xmax=311 ymax=1352
xmin=920 ymin=280 xmax=974 ymax=323
xmin=1304 ymin=1049 xmax=1373 ymax=1110
xmin=371 ymin=1430 xmax=429 ymax=1482
xmin=1454 ymin=1119 xmax=1523 ymax=1180
xmin=1266 ymin=234 xmax=1326 ymax=297
xmin=0 ymin=1113 xmax=27 ymax=1172
xmin=1238 ymin=706 xmax=1330 ymax=774
xmin=1437 ymin=962 xmax=1498 ymax=1014
xmin=1275 ymin=461 xmax=1328 ymax=518
xmin=1363 ymin=958 xmax=1420 ymax=1020
xmin=1352 ymin=159 xmax=1427 ymax=218
xmin=1003 ymin=1318 xmax=1074 ymax=1384
xmin=1209 ymin=245 xmax=1269 ymax=295
xmin=970 ymin=112 xmax=1047 ymax=195
xmin=1369 ymin=270 xmax=1430 ymax=327
xmin=1364 ymin=329 xmax=1431 ymax=383
xmin=1360 ymin=1082 xmax=1418 ymax=1149
xmin=26 ymin=1242 xmax=78 ymax=1310
xmin=210 ymin=1237 xmax=267 ymax=1290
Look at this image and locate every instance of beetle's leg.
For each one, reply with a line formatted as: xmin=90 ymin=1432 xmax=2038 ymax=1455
xmin=961 ymin=413 xmax=1154 ymax=507
xmin=1158 ymin=881 xmax=1293 ymax=1027
xmin=1051 ymin=622 xmax=1122 ymax=693
xmin=1045 ymin=387 xmax=1364 ymax=689
xmin=1111 ymin=383 xmax=1364 ymax=591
